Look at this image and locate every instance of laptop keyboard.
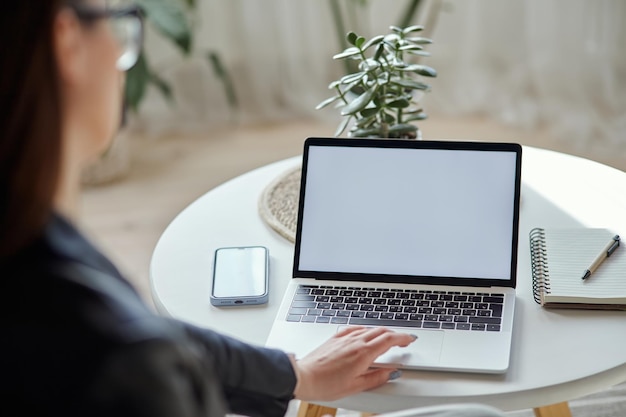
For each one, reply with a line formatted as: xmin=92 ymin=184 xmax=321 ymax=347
xmin=286 ymin=285 xmax=504 ymax=332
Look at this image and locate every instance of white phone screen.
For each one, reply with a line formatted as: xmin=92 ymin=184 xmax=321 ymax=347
xmin=212 ymin=246 xmax=268 ymax=298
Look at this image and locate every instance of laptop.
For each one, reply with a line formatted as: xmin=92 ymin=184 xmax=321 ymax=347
xmin=265 ymin=137 xmax=522 ymax=374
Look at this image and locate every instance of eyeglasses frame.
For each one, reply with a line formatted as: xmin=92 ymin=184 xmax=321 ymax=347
xmin=69 ymin=4 xmax=144 ymax=70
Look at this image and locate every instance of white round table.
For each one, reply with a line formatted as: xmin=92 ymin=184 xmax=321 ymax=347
xmin=150 ymin=146 xmax=626 ymax=414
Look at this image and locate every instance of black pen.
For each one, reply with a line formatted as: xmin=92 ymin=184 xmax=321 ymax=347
xmin=581 ymin=235 xmax=620 ymax=280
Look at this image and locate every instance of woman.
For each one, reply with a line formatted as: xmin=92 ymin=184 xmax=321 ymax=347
xmin=0 ymin=1 xmax=417 ymax=416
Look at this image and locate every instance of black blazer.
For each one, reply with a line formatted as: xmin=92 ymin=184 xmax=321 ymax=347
xmin=0 ymin=214 xmax=296 ymax=417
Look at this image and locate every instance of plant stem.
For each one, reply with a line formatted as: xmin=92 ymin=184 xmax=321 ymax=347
xmin=398 ymin=0 xmax=422 ymax=28
xmin=335 ymin=85 xmax=349 ymax=105
xmin=381 ymin=122 xmax=389 ymax=138
xmin=207 ymin=52 xmax=238 ymax=111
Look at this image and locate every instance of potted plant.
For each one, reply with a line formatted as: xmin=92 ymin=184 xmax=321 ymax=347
xmin=124 ymin=0 xmax=193 ymax=112
xmin=317 ymin=25 xmax=437 ymax=139
xmin=83 ymin=0 xmax=237 ymax=185
xmin=126 ymin=0 xmax=237 ymax=118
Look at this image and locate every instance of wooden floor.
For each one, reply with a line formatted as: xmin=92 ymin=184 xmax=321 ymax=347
xmin=79 ymin=116 xmax=626 ymax=416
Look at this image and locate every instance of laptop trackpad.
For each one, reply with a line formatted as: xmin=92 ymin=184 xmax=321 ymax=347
xmin=337 ymin=326 xmax=444 ymax=367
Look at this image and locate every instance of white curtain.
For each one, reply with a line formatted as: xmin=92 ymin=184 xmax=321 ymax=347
xmin=135 ymin=0 xmax=626 ymax=157
xmin=426 ymin=0 xmax=626 ymax=156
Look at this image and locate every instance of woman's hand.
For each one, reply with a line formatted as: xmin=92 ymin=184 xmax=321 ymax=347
xmin=291 ymin=326 xmax=417 ymax=401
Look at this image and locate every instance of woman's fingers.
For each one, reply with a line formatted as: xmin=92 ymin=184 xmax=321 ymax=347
xmin=354 ymin=367 xmax=401 ymax=392
xmin=367 ymin=329 xmax=417 ymax=350
xmin=294 ymin=326 xmax=418 ymax=401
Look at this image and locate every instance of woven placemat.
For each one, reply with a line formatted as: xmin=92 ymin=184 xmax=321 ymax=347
xmin=258 ymin=165 xmax=301 ymax=242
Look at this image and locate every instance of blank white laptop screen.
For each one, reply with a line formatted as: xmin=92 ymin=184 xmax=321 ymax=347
xmin=297 ymin=145 xmax=519 ymax=281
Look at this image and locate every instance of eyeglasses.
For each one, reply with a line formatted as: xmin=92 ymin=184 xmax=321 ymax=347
xmin=70 ymin=4 xmax=144 ymax=71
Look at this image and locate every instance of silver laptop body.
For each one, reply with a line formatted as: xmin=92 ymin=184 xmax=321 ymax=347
xmin=266 ymin=137 xmax=522 ymax=374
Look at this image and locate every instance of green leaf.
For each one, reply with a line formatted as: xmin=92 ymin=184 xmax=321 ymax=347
xmin=407 ymin=37 xmax=433 ymax=44
xmin=355 ymin=115 xmax=377 ymax=128
xmin=346 ymin=31 xmax=358 ymax=46
xmin=390 ymin=78 xmax=430 ymax=90
xmin=360 ymin=107 xmax=379 ymax=118
xmin=398 ymin=64 xmax=437 ymax=77
xmin=392 ymin=60 xmax=408 ymax=69
xmin=340 ymin=72 xmax=366 ymax=85
xmin=333 ymin=47 xmax=361 ymax=60
xmin=389 ymin=25 xmax=403 ymax=34
xmin=382 ymin=112 xmax=396 ymax=123
xmin=335 ymin=116 xmax=352 ymax=137
xmin=377 ymin=72 xmax=390 ymax=84
xmin=389 ymin=123 xmax=418 ymax=134
xmin=405 ymin=112 xmax=428 ymax=122
xmin=374 ymin=43 xmax=385 ymax=61
xmin=359 ymin=59 xmax=380 ymax=72
xmin=383 ymin=34 xmax=400 ymax=47
xmin=328 ymin=80 xmax=342 ymax=89
xmin=124 ymin=52 xmax=149 ymax=112
xmin=137 ymin=0 xmax=192 ymax=54
xmin=406 ymin=50 xmax=432 ymax=58
xmin=399 ymin=44 xmax=424 ymax=51
xmin=387 ymin=98 xmax=411 ymax=108
xmin=337 ymin=79 xmax=365 ymax=97
xmin=402 ymin=25 xmax=424 ymax=34
xmin=341 ymin=87 xmax=377 ymax=116
xmin=404 ymin=107 xmax=424 ymax=114
xmin=316 ymin=95 xmax=341 ymax=110
xmin=362 ymin=35 xmax=385 ymax=51
xmin=355 ymin=36 xmax=366 ymax=49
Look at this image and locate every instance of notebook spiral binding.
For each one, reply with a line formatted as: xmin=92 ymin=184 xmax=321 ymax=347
xmin=529 ymin=228 xmax=550 ymax=304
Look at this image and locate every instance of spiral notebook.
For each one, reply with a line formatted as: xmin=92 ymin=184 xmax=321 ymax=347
xmin=529 ymin=228 xmax=626 ymax=310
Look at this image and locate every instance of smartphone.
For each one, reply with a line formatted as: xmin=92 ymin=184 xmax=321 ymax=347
xmin=211 ymin=246 xmax=269 ymax=306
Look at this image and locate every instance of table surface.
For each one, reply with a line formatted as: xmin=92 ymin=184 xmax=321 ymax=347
xmin=150 ymin=146 xmax=626 ymax=413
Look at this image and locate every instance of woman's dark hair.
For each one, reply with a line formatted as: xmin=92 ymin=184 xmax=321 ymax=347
xmin=0 ymin=1 xmax=67 ymax=257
